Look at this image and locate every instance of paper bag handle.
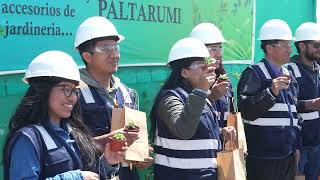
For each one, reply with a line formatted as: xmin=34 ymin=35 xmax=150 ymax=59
xmin=230 ymin=97 xmax=238 ymax=112
xmin=123 ymin=88 xmax=140 ymax=110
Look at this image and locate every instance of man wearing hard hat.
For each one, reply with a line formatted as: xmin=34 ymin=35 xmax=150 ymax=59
xmin=287 ymin=22 xmax=320 ymax=180
xmin=237 ymin=19 xmax=300 ymax=180
xmin=74 ymin=16 xmax=151 ymax=180
xmin=190 ymin=23 xmax=234 ymax=128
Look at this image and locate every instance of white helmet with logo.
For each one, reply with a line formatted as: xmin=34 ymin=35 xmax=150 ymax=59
xmin=24 ymin=51 xmax=80 ymax=83
xmin=168 ymin=37 xmax=209 ymax=64
xmin=295 ymin=22 xmax=320 ymax=42
xmin=258 ymin=19 xmax=294 ymax=40
xmin=190 ymin=23 xmax=227 ymax=44
xmin=74 ymin=16 xmax=125 ymax=49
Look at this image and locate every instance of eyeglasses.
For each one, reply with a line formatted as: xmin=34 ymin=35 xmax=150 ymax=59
xmin=94 ymin=44 xmax=120 ymax=55
xmin=207 ymin=47 xmax=223 ymax=52
xmin=271 ymin=42 xmax=292 ymax=49
xmin=306 ymin=42 xmax=320 ymax=49
xmin=55 ymin=85 xmax=80 ymax=97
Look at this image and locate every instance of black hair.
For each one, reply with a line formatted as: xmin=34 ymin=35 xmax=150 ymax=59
xmin=77 ymin=36 xmax=119 ymax=65
xmin=149 ymin=57 xmax=203 ymax=142
xmin=4 ymin=76 xmax=102 ymax=175
xmin=294 ymin=40 xmax=312 ymax=54
xmin=260 ymin=40 xmax=281 ymax=53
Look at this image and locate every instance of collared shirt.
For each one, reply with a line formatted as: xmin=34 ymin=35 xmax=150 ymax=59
xmin=265 ymin=58 xmax=282 ymax=76
xmin=9 ymin=120 xmax=83 ymax=180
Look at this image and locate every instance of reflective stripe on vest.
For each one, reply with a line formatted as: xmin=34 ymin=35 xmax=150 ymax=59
xmin=243 ymin=103 xmax=298 ymax=126
xmin=79 ymin=81 xmax=132 ymax=104
xmin=154 ymin=88 xmax=219 ymax=170
xmin=287 ymin=63 xmax=302 ymax=78
xmin=257 ymin=62 xmax=272 ymax=79
xmin=155 ymin=135 xmax=219 ymax=150
xmin=300 ymin=111 xmax=320 ymax=121
xmin=287 ymin=63 xmax=320 ymax=121
xmin=34 ymin=125 xmax=57 ymax=150
xmin=155 ymin=154 xmax=217 ymax=169
xmin=79 ymin=81 xmax=95 ymax=104
xmin=243 ymin=118 xmax=298 ymax=126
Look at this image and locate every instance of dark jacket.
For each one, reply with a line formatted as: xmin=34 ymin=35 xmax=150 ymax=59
xmin=237 ymin=59 xmax=301 ymax=159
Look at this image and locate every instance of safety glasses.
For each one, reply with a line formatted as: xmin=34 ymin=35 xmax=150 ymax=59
xmin=94 ymin=44 xmax=120 ymax=55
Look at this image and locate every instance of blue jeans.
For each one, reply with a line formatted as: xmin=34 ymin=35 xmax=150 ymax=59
xmin=298 ymin=145 xmax=320 ymax=180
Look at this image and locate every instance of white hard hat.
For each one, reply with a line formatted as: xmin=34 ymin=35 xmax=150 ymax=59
xmin=168 ymin=37 xmax=209 ymax=64
xmin=295 ymin=22 xmax=320 ymax=42
xmin=74 ymin=16 xmax=125 ymax=49
xmin=190 ymin=23 xmax=227 ymax=44
xmin=24 ymin=51 xmax=80 ymax=83
xmin=258 ymin=19 xmax=294 ymax=40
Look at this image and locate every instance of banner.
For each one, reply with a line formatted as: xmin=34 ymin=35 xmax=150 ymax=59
xmin=0 ymin=0 xmax=254 ymax=72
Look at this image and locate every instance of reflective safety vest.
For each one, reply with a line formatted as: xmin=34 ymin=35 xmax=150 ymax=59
xmin=78 ymin=81 xmax=139 ymax=180
xmin=4 ymin=125 xmax=83 ymax=179
xmin=154 ymin=87 xmax=221 ymax=180
xmin=79 ymin=81 xmax=136 ymax=136
xmin=244 ymin=59 xmax=300 ymax=159
xmin=287 ymin=62 xmax=320 ymax=146
xmin=214 ymin=87 xmax=233 ymax=128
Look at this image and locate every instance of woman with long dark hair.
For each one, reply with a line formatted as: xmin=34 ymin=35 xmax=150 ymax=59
xmin=150 ymin=37 xmax=235 ymax=180
xmin=4 ymin=51 xmax=126 ymax=180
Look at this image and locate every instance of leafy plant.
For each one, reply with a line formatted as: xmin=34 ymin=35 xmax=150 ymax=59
xmin=204 ymin=57 xmax=216 ymax=65
xmin=128 ymin=121 xmax=138 ymax=128
xmin=218 ymin=74 xmax=229 ymax=81
xmin=112 ymin=132 xmax=126 ymax=140
xmin=125 ymin=120 xmax=140 ymax=132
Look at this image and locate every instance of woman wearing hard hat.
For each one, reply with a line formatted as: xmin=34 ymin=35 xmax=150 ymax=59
xmin=237 ymin=19 xmax=300 ymax=180
xmin=191 ymin=23 xmax=235 ymax=128
xmin=3 ymin=51 xmax=126 ymax=180
xmin=150 ymin=37 xmax=235 ymax=180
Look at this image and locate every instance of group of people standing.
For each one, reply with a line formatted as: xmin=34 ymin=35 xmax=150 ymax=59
xmin=3 ymin=15 xmax=320 ymax=180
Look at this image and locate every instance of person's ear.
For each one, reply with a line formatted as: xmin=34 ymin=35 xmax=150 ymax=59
xmin=299 ymin=42 xmax=306 ymax=53
xmin=82 ymin=52 xmax=93 ymax=64
xmin=266 ymin=44 xmax=273 ymax=54
xmin=181 ymin=68 xmax=189 ymax=79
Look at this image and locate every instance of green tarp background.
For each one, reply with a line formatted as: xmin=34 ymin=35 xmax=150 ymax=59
xmin=0 ymin=0 xmax=253 ymax=72
xmin=0 ymin=0 xmax=317 ymax=179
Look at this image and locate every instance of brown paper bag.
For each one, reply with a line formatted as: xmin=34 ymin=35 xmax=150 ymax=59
xmin=295 ymin=175 xmax=305 ymax=180
xmin=227 ymin=112 xmax=247 ymax=152
xmin=217 ymin=146 xmax=246 ymax=180
xmin=111 ymin=107 xmax=149 ymax=162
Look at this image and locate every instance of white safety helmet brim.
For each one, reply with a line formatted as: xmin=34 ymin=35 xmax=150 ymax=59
xmin=258 ymin=19 xmax=294 ymax=41
xmin=168 ymin=37 xmax=210 ymax=64
xmin=191 ymin=23 xmax=227 ymax=44
xmin=295 ymin=22 xmax=320 ymax=42
xmin=74 ymin=16 xmax=125 ymax=49
xmin=24 ymin=51 xmax=80 ymax=84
